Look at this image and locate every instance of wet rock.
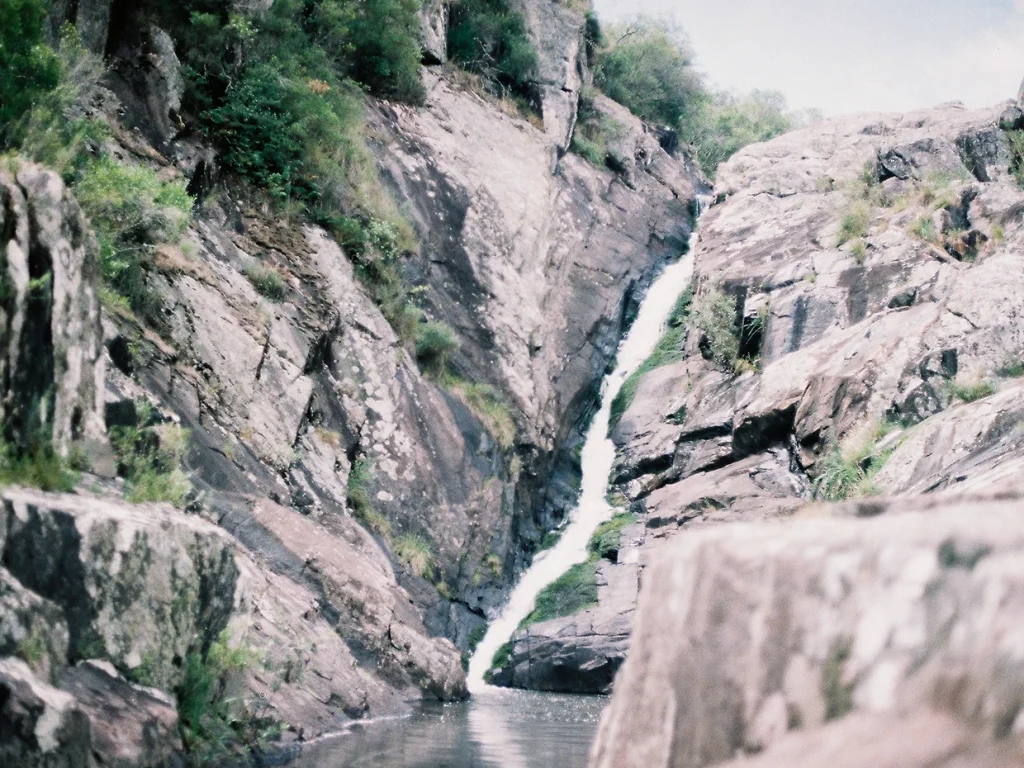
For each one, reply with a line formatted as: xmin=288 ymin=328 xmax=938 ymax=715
xmin=0 ymin=166 xmax=106 ymax=457
xmin=591 ymin=494 xmax=1024 ymax=768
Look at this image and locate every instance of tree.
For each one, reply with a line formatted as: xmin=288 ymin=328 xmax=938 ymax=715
xmin=0 ymin=0 xmax=61 ymax=139
xmin=595 ymin=17 xmax=707 ymax=130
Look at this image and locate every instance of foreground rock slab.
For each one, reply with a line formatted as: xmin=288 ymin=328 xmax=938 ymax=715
xmin=590 ymin=492 xmax=1024 ymax=768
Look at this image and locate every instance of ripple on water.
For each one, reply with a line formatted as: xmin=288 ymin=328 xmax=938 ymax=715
xmin=293 ymin=689 xmax=609 ymax=768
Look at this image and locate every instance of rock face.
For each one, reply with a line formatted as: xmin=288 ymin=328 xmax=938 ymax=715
xmin=1 ymin=0 xmax=707 ymax=761
xmin=516 ymin=100 xmax=1024 ymax=693
xmin=590 ymin=491 xmax=1024 ymax=768
xmin=0 ymin=166 xmax=106 ymax=457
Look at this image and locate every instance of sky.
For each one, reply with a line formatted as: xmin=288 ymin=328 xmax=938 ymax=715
xmin=592 ymin=0 xmax=1024 ymax=116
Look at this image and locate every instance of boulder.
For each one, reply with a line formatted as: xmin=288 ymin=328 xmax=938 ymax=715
xmin=57 ymin=661 xmax=184 ymax=768
xmin=419 ymin=0 xmax=448 ymax=65
xmin=590 ymin=494 xmax=1024 ymax=768
xmin=0 ymin=166 xmax=106 ymax=457
xmin=0 ymin=658 xmax=92 ymax=768
xmin=0 ymin=488 xmax=240 ymax=691
xmin=0 ymin=568 xmax=69 ymax=684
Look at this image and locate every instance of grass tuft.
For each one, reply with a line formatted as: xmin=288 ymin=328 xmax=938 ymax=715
xmin=948 ymin=380 xmax=996 ymax=404
xmin=394 ymin=534 xmax=436 ymax=580
xmin=244 ymin=266 xmax=286 ymax=301
xmin=520 ymin=560 xmax=598 ymax=629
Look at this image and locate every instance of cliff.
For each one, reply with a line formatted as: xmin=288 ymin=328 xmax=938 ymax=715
xmin=582 ymin=89 xmax=1024 ymax=766
xmin=496 ymin=98 xmax=1024 ymax=692
xmin=0 ymin=0 xmax=704 ymax=763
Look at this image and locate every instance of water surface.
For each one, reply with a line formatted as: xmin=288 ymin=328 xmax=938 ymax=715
xmin=295 ymin=689 xmax=607 ymax=768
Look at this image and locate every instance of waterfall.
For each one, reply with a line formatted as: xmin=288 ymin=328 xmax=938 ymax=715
xmin=467 ymin=199 xmax=709 ymax=693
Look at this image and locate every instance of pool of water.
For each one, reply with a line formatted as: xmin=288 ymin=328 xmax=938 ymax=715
xmin=292 ymin=688 xmax=608 ymax=768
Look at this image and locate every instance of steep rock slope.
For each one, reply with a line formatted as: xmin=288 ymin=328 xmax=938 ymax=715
xmin=1 ymin=0 xmax=705 ymax=758
xmin=497 ymin=98 xmax=1024 ymax=691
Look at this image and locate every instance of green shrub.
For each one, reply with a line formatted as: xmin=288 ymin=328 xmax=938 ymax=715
xmin=588 ymin=512 xmax=636 ymax=561
xmin=948 ymin=380 xmax=996 ymax=404
xmin=448 ymin=0 xmax=540 ymax=94
xmin=681 ymin=89 xmax=795 ymax=177
xmin=484 ymin=640 xmax=514 ymax=682
xmin=837 ymin=202 xmax=871 ymax=246
xmin=593 ymin=18 xmax=795 ymax=176
xmin=6 ymin=26 xmax=107 ymax=173
xmin=110 ymin=410 xmax=192 ymax=507
xmin=570 ymin=134 xmax=606 ymax=166
xmin=416 ymin=321 xmax=460 ymax=377
xmin=243 ymin=265 xmax=286 ymax=301
xmin=691 ymin=288 xmax=740 ymax=372
xmin=176 ymin=633 xmax=274 ymax=766
xmin=443 ymin=377 xmax=516 ymax=450
xmin=595 ymin=18 xmax=705 ymax=131
xmin=0 ymin=441 xmax=77 ymax=493
xmin=394 ymin=534 xmax=436 ymax=580
xmin=339 ymin=0 xmax=425 ymax=103
xmin=997 ymin=356 xmax=1024 ymax=378
xmin=609 ymin=287 xmax=691 ymax=429
xmin=0 ymin=0 xmax=61 ymax=141
xmin=812 ymin=423 xmax=898 ymax=502
xmin=347 ymin=456 xmax=374 ymax=516
xmin=73 ymin=155 xmax=193 ymax=314
xmin=520 ymin=560 xmax=598 ymax=628
xmin=911 ymin=216 xmax=937 ymax=243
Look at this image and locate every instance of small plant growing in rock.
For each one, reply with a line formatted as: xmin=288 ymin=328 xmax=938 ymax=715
xmin=443 ymin=377 xmax=517 ymax=450
xmin=947 ymin=379 xmax=996 ymax=404
xmin=1005 ymin=130 xmax=1024 ymax=188
xmin=243 ymin=265 xmax=286 ymax=301
xmin=997 ymin=356 xmax=1024 ymax=379
xmin=588 ymin=512 xmax=636 ymax=562
xmin=176 ymin=632 xmax=272 ymax=765
xmin=837 ymin=202 xmax=871 ymax=246
xmin=691 ymin=288 xmax=741 ymax=372
xmin=812 ymin=422 xmax=899 ymax=502
xmin=109 ymin=404 xmax=192 ymax=507
xmin=910 ymin=216 xmax=937 ymax=243
xmin=416 ymin=321 xmax=460 ymax=378
xmin=0 ymin=440 xmax=77 ymax=493
xmin=850 ymin=239 xmax=867 ymax=265
xmin=394 ymin=534 xmax=436 ymax=580
xmin=520 ymin=560 xmax=598 ymax=629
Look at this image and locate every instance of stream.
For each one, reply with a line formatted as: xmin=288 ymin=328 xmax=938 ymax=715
xmin=303 ymin=207 xmax=704 ymax=767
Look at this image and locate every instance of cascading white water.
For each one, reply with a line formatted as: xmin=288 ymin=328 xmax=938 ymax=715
xmin=467 ymin=201 xmax=708 ymax=693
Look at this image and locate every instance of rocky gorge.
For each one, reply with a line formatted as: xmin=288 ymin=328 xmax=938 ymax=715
xmin=0 ymin=0 xmax=706 ymax=764
xmin=2 ymin=0 xmax=1024 ymax=767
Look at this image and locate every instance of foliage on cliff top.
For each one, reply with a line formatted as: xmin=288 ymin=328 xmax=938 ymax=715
xmin=448 ymin=0 xmax=540 ymax=97
xmin=0 ymin=0 xmax=61 ymax=141
xmin=590 ymin=16 xmax=817 ymax=176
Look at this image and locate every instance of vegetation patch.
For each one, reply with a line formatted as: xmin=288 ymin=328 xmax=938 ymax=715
xmin=443 ymin=376 xmax=517 ymax=450
xmin=588 ymin=512 xmax=636 ymax=562
xmin=416 ymin=321 xmax=461 ymax=378
xmin=0 ymin=441 xmax=78 ymax=493
xmin=448 ymin=0 xmax=540 ymax=99
xmin=520 ymin=560 xmax=598 ymax=629
xmin=243 ymin=266 xmax=286 ymax=301
xmin=176 ymin=633 xmax=279 ymax=766
xmin=394 ymin=534 xmax=436 ymax=580
xmin=609 ymin=287 xmax=692 ymax=429
xmin=109 ymin=404 xmax=192 ymax=507
xmin=484 ymin=640 xmax=514 ymax=683
xmin=822 ymin=637 xmax=855 ymax=721
xmin=691 ymin=288 xmax=741 ymax=372
xmin=1007 ymin=130 xmax=1024 ymax=188
xmin=812 ymin=421 xmax=900 ymax=502
xmin=948 ymin=380 xmax=996 ymax=404
xmin=591 ymin=17 xmax=808 ymax=176
xmin=74 ymin=155 xmax=194 ymax=316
